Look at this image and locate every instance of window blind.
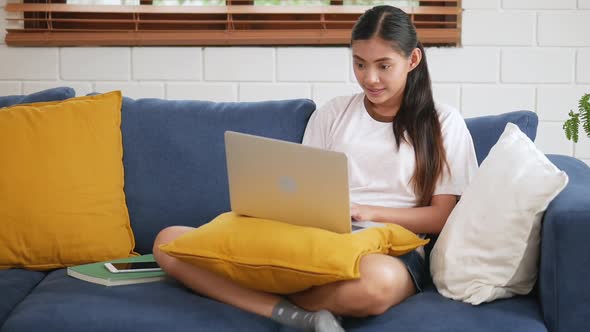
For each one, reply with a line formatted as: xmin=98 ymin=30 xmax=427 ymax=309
xmin=4 ymin=0 xmax=461 ymax=46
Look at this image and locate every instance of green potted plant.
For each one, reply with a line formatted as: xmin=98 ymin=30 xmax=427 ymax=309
xmin=563 ymin=93 xmax=590 ymax=142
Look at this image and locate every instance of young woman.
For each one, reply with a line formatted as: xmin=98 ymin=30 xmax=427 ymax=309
xmin=153 ymin=5 xmax=478 ymax=332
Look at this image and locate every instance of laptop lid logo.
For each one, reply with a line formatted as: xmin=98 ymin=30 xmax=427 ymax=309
xmin=278 ymin=176 xmax=297 ymax=194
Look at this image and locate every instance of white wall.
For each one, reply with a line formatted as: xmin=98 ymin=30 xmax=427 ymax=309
xmin=1 ymin=0 xmax=589 ymax=161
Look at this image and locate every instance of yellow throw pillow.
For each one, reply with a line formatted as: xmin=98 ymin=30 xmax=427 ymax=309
xmin=159 ymin=212 xmax=429 ymax=294
xmin=0 ymin=91 xmax=136 ymax=270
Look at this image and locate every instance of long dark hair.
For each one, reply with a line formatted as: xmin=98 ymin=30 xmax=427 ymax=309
xmin=351 ymin=5 xmax=449 ymax=207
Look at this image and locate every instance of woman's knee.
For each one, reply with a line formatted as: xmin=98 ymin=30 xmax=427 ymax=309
xmin=152 ymin=226 xmax=193 ymax=266
xmin=356 ymin=255 xmax=415 ymax=316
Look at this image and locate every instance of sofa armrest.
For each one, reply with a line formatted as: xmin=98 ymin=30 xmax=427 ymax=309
xmin=539 ymin=155 xmax=590 ymax=332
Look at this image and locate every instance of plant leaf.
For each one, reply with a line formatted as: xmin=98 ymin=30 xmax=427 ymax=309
xmin=580 ymin=93 xmax=590 ymax=138
xmin=563 ymin=111 xmax=580 ymax=143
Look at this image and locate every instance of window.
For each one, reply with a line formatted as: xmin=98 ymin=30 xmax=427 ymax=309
xmin=4 ymin=0 xmax=461 ymax=46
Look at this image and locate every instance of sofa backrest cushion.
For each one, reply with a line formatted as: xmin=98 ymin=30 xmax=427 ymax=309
xmin=465 ymin=111 xmax=538 ymax=165
xmin=0 ymin=87 xmax=75 ymax=108
xmin=121 ymin=98 xmax=316 ymax=254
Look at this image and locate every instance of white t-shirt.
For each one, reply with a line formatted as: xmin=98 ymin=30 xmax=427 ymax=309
xmin=302 ymin=93 xmax=478 ymax=209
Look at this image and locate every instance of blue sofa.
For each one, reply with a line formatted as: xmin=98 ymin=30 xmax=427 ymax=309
xmin=1 ymin=87 xmax=589 ymax=332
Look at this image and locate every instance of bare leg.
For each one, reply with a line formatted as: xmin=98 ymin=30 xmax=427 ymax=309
xmin=153 ymin=226 xmax=279 ymax=317
xmin=153 ymin=226 xmax=344 ymax=332
xmin=289 ymin=253 xmax=416 ymax=317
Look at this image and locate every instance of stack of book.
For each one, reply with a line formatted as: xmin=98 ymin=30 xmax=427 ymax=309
xmin=67 ymin=254 xmax=166 ymax=286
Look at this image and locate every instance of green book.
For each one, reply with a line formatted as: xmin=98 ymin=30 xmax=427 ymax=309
xmin=67 ymin=254 xmax=167 ymax=286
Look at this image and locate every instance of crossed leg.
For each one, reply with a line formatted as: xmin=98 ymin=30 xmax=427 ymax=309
xmin=153 ymin=226 xmax=416 ymax=320
xmin=288 ymin=253 xmax=415 ymax=317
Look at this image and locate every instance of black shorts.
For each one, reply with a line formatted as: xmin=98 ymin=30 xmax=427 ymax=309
xmin=396 ymin=250 xmax=427 ymax=293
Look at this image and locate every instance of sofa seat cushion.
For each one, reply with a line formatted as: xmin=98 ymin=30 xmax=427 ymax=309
xmin=0 ymin=270 xmax=46 ymax=326
xmin=345 ymin=286 xmax=547 ymax=332
xmin=0 ymin=269 xmax=279 ymax=332
xmin=120 ymin=97 xmax=316 ymax=254
xmin=279 ymin=284 xmax=546 ymax=332
xmin=350 ymin=285 xmax=545 ymax=332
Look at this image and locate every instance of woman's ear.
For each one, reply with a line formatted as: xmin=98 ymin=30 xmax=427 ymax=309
xmin=408 ymin=47 xmax=422 ymax=72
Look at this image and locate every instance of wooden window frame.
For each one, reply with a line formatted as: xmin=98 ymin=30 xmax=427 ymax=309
xmin=4 ymin=0 xmax=461 ymax=47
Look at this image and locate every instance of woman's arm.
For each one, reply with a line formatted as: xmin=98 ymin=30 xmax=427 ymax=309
xmin=350 ymin=194 xmax=457 ymax=234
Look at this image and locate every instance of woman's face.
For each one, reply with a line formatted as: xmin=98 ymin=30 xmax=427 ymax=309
xmin=351 ymin=37 xmax=420 ymax=114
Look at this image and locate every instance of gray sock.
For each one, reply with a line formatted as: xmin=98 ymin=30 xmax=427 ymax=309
xmin=271 ymin=299 xmax=345 ymax=332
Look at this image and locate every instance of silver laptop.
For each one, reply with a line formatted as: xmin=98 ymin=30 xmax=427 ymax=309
xmin=224 ymin=131 xmax=383 ymax=233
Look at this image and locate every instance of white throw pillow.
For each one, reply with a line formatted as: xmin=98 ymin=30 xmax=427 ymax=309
xmin=430 ymin=122 xmax=569 ymax=305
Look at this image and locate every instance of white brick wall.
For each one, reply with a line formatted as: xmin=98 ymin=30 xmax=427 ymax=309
xmin=502 ymin=48 xmax=574 ymax=83
xmin=167 ymin=83 xmax=237 ymax=102
xmin=461 ymin=85 xmax=535 ymax=118
xmin=277 ymin=48 xmax=349 ymax=82
xmin=0 ymin=4 xmax=6 ymax=45
xmin=537 ymin=86 xmax=590 ymax=121
xmin=94 ymin=82 xmax=165 ymax=100
xmin=239 ymin=83 xmax=311 ymax=102
xmin=462 ymin=12 xmax=535 ymax=46
xmin=578 ymin=49 xmax=590 ymax=83
xmin=575 ymin=135 xmax=590 ymax=159
xmin=1 ymin=3 xmax=589 ymax=159
xmin=203 ymin=48 xmax=273 ymax=82
xmin=432 ymin=84 xmax=461 ymax=111
xmin=536 ymin=122 xmax=574 ymax=155
xmin=61 ymin=48 xmax=130 ymax=81
xmin=0 ymin=82 xmax=20 ymax=96
xmin=538 ymin=12 xmax=590 ymax=46
xmin=502 ymin=0 xmax=577 ymax=9
xmin=428 ymin=48 xmax=499 ymax=83
xmin=0 ymin=46 xmax=58 ymax=79
xmin=132 ymin=48 xmax=201 ymax=81
xmin=463 ymin=0 xmax=498 ymax=9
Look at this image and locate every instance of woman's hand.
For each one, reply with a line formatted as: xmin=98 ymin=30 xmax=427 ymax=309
xmin=350 ymin=203 xmax=377 ymax=222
